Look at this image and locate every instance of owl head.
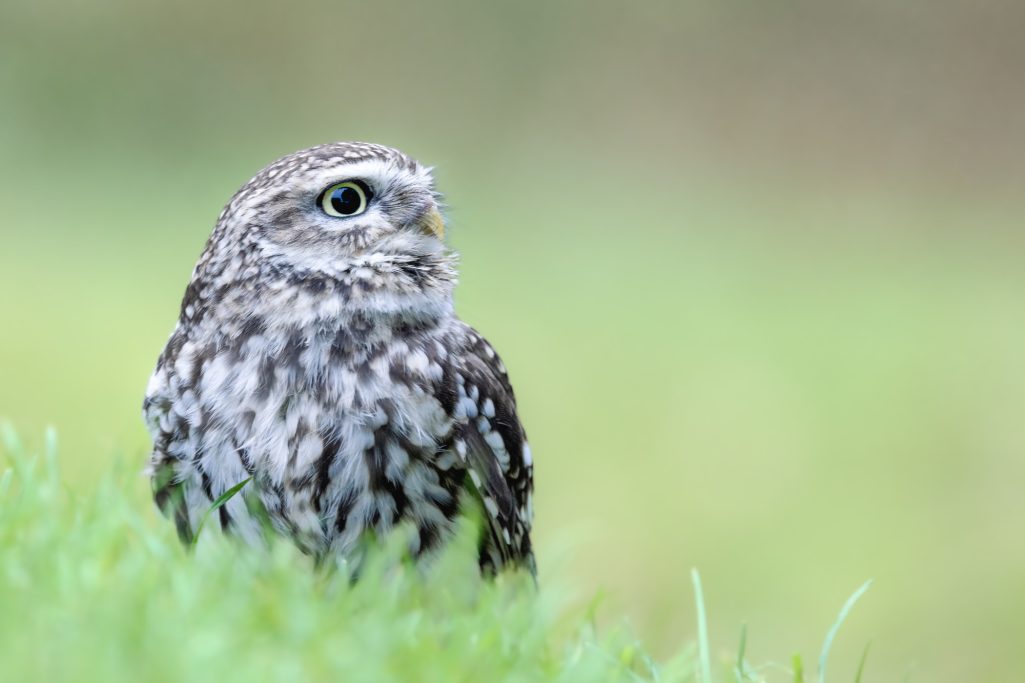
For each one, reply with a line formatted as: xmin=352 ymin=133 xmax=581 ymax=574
xmin=211 ymin=142 xmax=447 ymax=274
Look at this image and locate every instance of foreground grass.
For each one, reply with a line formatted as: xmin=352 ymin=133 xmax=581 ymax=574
xmin=0 ymin=427 xmax=870 ymax=683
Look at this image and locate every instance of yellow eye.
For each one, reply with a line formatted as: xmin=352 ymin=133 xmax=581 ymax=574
xmin=319 ymin=181 xmax=370 ymax=217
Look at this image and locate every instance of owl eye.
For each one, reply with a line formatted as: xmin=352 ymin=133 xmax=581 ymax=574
xmin=319 ymin=181 xmax=371 ymax=217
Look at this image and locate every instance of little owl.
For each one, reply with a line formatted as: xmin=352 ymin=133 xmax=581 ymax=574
xmin=143 ymin=142 xmax=534 ymax=574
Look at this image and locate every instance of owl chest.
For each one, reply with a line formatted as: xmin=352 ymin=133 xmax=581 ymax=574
xmin=175 ymin=324 xmax=460 ymax=547
xmin=194 ymin=330 xmax=451 ymax=467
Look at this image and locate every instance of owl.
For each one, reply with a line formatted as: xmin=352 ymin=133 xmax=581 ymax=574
xmin=143 ymin=142 xmax=534 ymax=574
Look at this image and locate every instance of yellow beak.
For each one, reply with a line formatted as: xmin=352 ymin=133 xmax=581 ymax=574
xmin=421 ymin=207 xmax=446 ymax=240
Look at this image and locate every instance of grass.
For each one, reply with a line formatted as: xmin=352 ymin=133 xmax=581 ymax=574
xmin=0 ymin=425 xmax=874 ymax=683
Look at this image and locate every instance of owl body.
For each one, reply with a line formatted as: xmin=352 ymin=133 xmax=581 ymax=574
xmin=144 ymin=143 xmax=533 ymax=572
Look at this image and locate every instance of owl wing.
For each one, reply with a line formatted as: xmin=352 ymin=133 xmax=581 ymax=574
xmin=143 ymin=343 xmax=197 ymax=545
xmin=444 ymin=323 xmax=535 ymax=574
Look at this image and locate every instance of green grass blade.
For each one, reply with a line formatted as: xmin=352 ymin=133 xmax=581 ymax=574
xmin=191 ymin=477 xmax=252 ymax=547
xmin=734 ymin=622 xmax=748 ymax=682
xmin=793 ymin=654 xmax=804 ymax=683
xmin=818 ymin=580 xmax=872 ymax=683
xmin=43 ymin=426 xmax=59 ymax=493
xmin=44 ymin=426 xmax=58 ymax=469
xmin=691 ymin=568 xmax=713 ymax=683
xmin=0 ymin=468 xmax=12 ymax=498
xmin=853 ymin=640 xmax=871 ymax=683
xmin=0 ymin=421 xmax=21 ymax=458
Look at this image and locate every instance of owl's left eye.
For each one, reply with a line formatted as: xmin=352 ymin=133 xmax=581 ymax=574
xmin=319 ymin=181 xmax=371 ymax=217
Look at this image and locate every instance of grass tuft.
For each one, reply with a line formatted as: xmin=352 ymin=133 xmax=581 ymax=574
xmin=0 ymin=429 xmax=881 ymax=683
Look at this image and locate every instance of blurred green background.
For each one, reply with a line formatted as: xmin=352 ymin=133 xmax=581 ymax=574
xmin=2 ymin=0 xmax=1023 ymax=680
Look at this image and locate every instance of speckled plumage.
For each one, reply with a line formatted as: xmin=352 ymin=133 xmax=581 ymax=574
xmin=143 ymin=142 xmax=534 ymax=573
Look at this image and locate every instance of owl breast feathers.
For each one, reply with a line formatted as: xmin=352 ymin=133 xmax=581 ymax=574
xmin=143 ymin=142 xmax=534 ymax=574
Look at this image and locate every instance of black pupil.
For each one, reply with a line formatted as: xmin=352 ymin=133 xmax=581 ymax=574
xmin=330 ymin=186 xmax=362 ymax=215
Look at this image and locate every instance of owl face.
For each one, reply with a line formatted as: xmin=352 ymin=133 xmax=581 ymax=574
xmin=219 ymin=143 xmax=445 ymax=272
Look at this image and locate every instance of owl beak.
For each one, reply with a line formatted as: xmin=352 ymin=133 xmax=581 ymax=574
xmin=420 ymin=207 xmax=446 ymax=240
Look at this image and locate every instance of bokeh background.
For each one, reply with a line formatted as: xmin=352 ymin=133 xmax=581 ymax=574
xmin=2 ymin=0 xmax=1023 ymax=680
